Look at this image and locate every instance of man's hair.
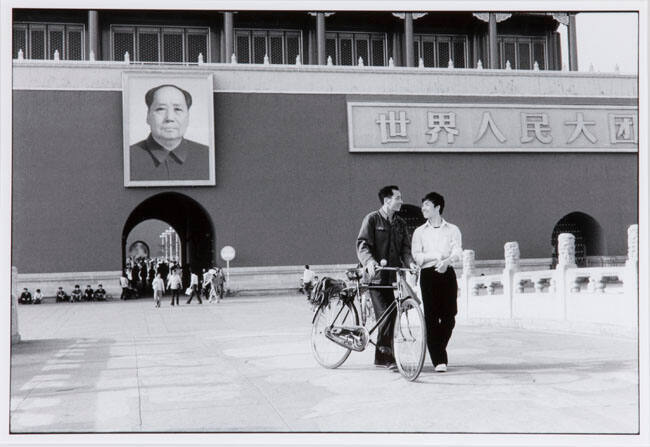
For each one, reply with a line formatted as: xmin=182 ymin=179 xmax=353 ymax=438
xmin=378 ymin=185 xmax=399 ymax=204
xmin=305 ymin=265 xmax=310 ymax=269
xmin=36 ymin=289 xmax=41 ymax=292
xmin=145 ymin=84 xmax=193 ymax=110
xmin=422 ymin=192 xmax=445 ymax=215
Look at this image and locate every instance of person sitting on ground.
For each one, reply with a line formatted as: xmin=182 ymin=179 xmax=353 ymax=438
xmin=33 ymin=288 xmax=43 ymax=304
xmin=71 ymin=285 xmax=83 ymax=303
xmin=93 ymin=284 xmax=107 ymax=301
xmin=56 ymin=286 xmax=69 ymax=303
xmin=19 ymin=288 xmax=32 ymax=304
xmin=84 ymin=284 xmax=94 ymax=301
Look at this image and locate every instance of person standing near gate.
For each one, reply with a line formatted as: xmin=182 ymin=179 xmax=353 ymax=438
xmin=356 ymin=185 xmax=416 ymax=372
xmin=411 ymin=191 xmax=462 ymax=373
xmin=167 ymin=268 xmax=182 ymax=306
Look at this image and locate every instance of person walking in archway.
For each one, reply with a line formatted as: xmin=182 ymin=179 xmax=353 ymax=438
xmin=186 ymin=268 xmax=202 ymax=304
xmin=167 ymin=267 xmax=182 ymax=306
xmin=152 ymin=273 xmax=165 ymax=308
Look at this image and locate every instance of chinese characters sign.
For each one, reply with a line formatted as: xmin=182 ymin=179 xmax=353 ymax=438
xmin=347 ymin=102 xmax=638 ymax=152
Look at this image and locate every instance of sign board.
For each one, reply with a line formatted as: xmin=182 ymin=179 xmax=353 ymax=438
xmin=220 ymin=246 xmax=236 ymax=262
xmin=347 ymin=102 xmax=638 ymax=153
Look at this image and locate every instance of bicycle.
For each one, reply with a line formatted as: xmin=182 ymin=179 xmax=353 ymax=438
xmin=310 ymin=263 xmax=427 ymax=381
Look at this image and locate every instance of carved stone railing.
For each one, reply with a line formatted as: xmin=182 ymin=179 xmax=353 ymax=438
xmin=458 ymin=225 xmax=638 ymax=330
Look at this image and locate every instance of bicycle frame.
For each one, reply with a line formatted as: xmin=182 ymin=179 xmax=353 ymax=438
xmin=360 ymin=267 xmax=421 ymax=337
xmin=319 ymin=266 xmax=421 ymax=348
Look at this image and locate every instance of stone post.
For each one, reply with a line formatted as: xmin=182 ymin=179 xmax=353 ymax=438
xmin=11 ymin=267 xmax=21 ymax=344
xmin=503 ymin=242 xmax=520 ymax=318
xmin=625 ymin=224 xmax=638 ymax=301
xmin=556 ymin=233 xmax=576 ymax=319
xmin=459 ymin=249 xmax=475 ymax=320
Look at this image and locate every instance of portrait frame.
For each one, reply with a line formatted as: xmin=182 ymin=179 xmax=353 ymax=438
xmin=122 ymin=71 xmax=215 ymax=187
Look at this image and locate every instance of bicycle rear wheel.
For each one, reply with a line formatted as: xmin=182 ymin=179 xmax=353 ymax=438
xmin=393 ymin=297 xmax=426 ymax=381
xmin=311 ymin=299 xmax=359 ymax=369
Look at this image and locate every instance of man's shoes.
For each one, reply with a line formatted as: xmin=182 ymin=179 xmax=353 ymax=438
xmin=374 ymin=361 xmax=398 ymax=371
xmin=435 ymin=363 xmax=447 ymax=372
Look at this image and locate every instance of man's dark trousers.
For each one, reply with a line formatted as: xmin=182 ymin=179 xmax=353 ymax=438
xmin=420 ymin=266 xmax=458 ymax=366
xmin=186 ymin=285 xmax=202 ymax=304
xmin=369 ymin=271 xmax=398 ymax=365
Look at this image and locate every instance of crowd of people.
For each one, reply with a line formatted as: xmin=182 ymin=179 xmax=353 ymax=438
xmin=121 ymin=256 xmax=226 ymax=308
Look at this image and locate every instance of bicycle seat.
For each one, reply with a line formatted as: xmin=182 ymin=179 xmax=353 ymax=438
xmin=346 ymin=268 xmax=363 ymax=280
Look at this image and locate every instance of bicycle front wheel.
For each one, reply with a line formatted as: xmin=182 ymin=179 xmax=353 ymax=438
xmin=311 ymin=299 xmax=359 ymax=369
xmin=393 ymin=298 xmax=426 ymax=381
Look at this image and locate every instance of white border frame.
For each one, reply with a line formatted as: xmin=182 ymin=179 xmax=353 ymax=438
xmin=121 ymin=71 xmax=216 ymax=187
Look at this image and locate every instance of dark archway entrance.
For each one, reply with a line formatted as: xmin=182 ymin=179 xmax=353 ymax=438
xmin=397 ymin=204 xmax=425 ymax=238
xmin=122 ymin=193 xmax=214 ymax=283
xmin=550 ymin=212 xmax=605 ymax=267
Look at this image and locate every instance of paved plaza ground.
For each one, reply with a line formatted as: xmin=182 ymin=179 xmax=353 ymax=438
xmin=9 ymin=293 xmax=640 ymax=436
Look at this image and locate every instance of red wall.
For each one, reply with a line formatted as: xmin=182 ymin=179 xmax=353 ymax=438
xmin=12 ymin=90 xmax=638 ymax=273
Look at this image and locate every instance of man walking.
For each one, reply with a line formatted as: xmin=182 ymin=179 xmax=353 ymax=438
xmin=411 ymin=192 xmax=462 ymax=373
xmin=186 ymin=268 xmax=202 ymax=304
xmin=167 ymin=268 xmax=182 ymax=306
xmin=357 ymin=185 xmax=416 ymax=371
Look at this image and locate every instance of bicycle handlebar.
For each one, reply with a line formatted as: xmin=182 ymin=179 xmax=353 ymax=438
xmin=375 ymin=266 xmax=417 ymax=273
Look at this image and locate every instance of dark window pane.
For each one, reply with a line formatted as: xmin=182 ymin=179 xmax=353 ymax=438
xmin=371 ymin=38 xmax=384 ymax=66
xmin=139 ymin=32 xmax=159 ymax=62
xmin=453 ymin=39 xmax=465 ymax=68
xmin=270 ymin=36 xmax=282 ymax=64
xmin=325 ymin=37 xmax=336 ymax=64
xmin=533 ymin=41 xmax=545 ymax=69
xmin=253 ymin=35 xmax=266 ymax=63
xmin=113 ymin=31 xmax=134 ymax=61
xmin=163 ymin=33 xmax=183 ymax=62
xmin=355 ymin=38 xmax=368 ymax=65
xmin=48 ymin=29 xmax=64 ymax=59
xmin=518 ymin=41 xmax=530 ymax=69
xmin=340 ymin=38 xmax=352 ymax=65
xmin=413 ymin=40 xmax=419 ymax=64
xmin=503 ymin=41 xmax=516 ymax=68
xmin=30 ymin=29 xmax=45 ymax=59
xmin=187 ymin=33 xmax=207 ymax=63
xmin=13 ymin=27 xmax=27 ymax=58
xmin=67 ymin=29 xmax=82 ymax=60
xmin=236 ymin=34 xmax=250 ymax=63
xmin=422 ymin=40 xmax=434 ymax=67
xmin=286 ymin=34 xmax=300 ymax=64
xmin=437 ymin=41 xmax=449 ymax=67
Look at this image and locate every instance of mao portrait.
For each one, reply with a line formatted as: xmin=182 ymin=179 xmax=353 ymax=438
xmin=122 ymin=73 xmax=215 ymax=187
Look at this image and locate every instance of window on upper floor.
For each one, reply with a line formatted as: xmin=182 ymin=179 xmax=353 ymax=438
xmin=413 ymin=34 xmax=468 ymax=68
xmin=498 ymin=36 xmax=547 ymax=70
xmin=13 ymin=22 xmax=85 ymax=60
xmin=234 ymin=29 xmax=302 ymax=64
xmin=325 ymin=32 xmax=387 ymax=66
xmin=110 ymin=25 xmax=209 ymax=63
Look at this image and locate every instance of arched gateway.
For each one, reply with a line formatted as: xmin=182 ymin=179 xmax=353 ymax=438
xmin=122 ymin=193 xmax=214 ymax=280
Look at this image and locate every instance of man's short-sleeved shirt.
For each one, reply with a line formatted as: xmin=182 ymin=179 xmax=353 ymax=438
xmin=130 ymin=134 xmax=210 ymax=181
